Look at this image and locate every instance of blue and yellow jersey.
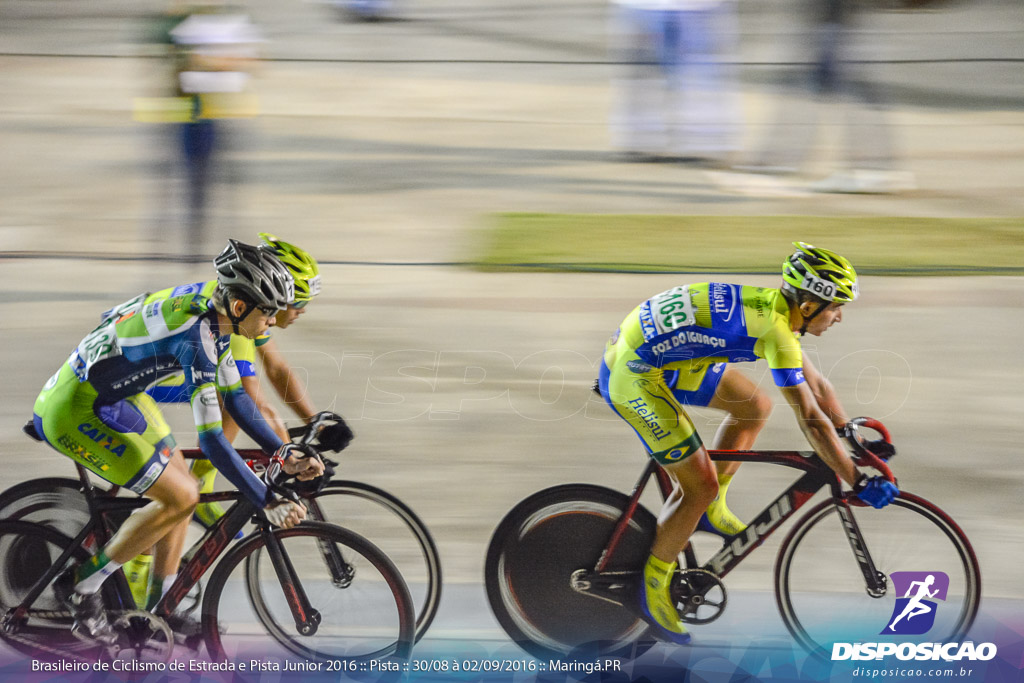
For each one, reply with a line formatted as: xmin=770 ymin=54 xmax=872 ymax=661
xmin=618 ymin=283 xmax=805 ymax=387
xmin=600 ymin=283 xmax=805 ymax=464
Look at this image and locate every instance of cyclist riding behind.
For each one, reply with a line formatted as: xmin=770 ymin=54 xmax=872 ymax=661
xmin=131 ymin=234 xmax=350 ymax=609
xmin=32 ymin=240 xmax=324 ymax=643
xmin=147 ymin=234 xmax=348 ymax=523
xmin=597 ymin=242 xmax=899 ymax=645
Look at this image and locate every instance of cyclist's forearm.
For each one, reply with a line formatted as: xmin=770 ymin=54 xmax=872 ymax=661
xmin=801 ymin=415 xmax=858 ymax=486
xmin=251 ymin=393 xmax=291 ymax=441
xmin=222 ymin=387 xmax=284 ymax=454
xmin=239 ymin=375 xmax=290 ymax=441
xmin=803 ymin=361 xmax=848 ymax=427
xmin=812 ymin=378 xmax=848 ymax=428
xmin=266 ymin=364 xmax=316 ymax=422
xmin=198 ymin=428 xmax=272 ymax=507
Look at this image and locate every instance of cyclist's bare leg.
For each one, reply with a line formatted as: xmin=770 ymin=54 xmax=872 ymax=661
xmin=706 ymin=367 xmax=773 ymax=476
xmin=650 ymin=447 xmax=719 ymax=562
xmin=102 ymin=449 xmax=200 ymax=565
xmin=150 ymin=453 xmax=196 ymax=579
xmin=698 ymin=370 xmax=771 ymax=534
xmin=639 ymin=447 xmax=717 ymax=641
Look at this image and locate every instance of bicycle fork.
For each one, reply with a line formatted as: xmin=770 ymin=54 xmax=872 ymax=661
xmin=261 ymin=528 xmax=323 ymax=636
xmin=307 ymin=499 xmax=356 ymax=589
xmin=834 ymin=497 xmax=888 ymax=597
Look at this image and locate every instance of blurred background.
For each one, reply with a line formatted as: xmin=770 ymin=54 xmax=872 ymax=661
xmin=1 ymin=0 xmax=1022 ymax=652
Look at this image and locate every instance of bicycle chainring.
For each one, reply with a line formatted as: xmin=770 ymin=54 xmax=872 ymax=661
xmin=671 ymin=568 xmax=728 ymax=625
xmin=109 ymin=610 xmax=174 ymax=664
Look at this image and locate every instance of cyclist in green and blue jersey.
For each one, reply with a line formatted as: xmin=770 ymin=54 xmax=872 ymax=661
xmin=32 ymin=240 xmax=323 ymax=642
xmin=128 ymin=235 xmax=348 ymax=609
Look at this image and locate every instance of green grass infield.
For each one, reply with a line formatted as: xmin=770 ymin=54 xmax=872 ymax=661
xmin=474 ymin=214 xmax=1024 ymax=275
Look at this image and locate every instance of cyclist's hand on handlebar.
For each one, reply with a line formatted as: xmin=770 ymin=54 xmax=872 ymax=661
xmin=853 ymin=474 xmax=899 ymax=509
xmin=275 ymin=443 xmax=326 ymax=481
xmin=316 ymin=415 xmax=354 ymax=453
xmin=264 ymin=499 xmax=306 ymax=529
xmin=286 ymin=411 xmax=354 ymax=454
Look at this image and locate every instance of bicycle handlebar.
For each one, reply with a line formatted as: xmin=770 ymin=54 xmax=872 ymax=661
xmin=841 ymin=417 xmax=897 ymax=484
xmin=264 ymin=411 xmax=349 ymax=504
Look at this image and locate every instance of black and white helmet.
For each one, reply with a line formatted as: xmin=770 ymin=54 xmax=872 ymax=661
xmin=214 ymin=239 xmax=295 ymax=311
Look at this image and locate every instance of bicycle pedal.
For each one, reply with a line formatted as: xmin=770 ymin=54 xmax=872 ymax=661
xmin=70 ymin=622 xmax=119 ymax=649
xmin=180 ymin=633 xmax=204 ymax=652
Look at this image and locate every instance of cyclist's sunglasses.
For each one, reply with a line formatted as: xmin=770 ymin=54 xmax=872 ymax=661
xmin=292 ymin=299 xmax=311 ymax=309
xmin=257 ymin=305 xmax=280 ymax=316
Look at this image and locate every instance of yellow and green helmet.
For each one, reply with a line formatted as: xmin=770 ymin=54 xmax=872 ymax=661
xmin=781 ymin=242 xmax=859 ymax=303
xmin=258 ymin=233 xmax=321 ymax=304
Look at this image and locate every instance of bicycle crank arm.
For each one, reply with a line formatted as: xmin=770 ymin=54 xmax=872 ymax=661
xmin=570 ymin=569 xmax=639 ymax=607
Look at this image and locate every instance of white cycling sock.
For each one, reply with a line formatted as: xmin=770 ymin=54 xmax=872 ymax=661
xmin=162 ymin=574 xmax=178 ymax=600
xmin=75 ymin=560 xmax=124 ymax=595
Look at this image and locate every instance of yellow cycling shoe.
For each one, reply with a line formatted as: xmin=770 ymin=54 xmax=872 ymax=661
xmin=698 ymin=499 xmax=748 ymax=538
xmin=638 ymin=556 xmax=691 ymax=645
xmin=123 ymin=555 xmax=153 ymax=609
xmin=191 ymin=458 xmax=228 ymax=528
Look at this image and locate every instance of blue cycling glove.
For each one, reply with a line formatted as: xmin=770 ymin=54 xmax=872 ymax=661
xmin=853 ymin=474 xmax=899 ymax=509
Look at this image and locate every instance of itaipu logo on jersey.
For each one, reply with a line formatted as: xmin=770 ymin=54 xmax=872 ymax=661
xmin=881 ymin=571 xmax=949 ymax=635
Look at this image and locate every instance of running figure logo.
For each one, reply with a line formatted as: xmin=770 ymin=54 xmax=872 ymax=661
xmin=882 ymin=571 xmax=949 ymax=635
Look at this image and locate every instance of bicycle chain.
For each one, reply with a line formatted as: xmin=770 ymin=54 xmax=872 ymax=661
xmin=3 ymin=621 xmax=94 ymax=664
xmin=2 ymin=609 xmax=173 ymax=664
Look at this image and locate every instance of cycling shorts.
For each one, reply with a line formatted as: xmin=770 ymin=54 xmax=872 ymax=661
xmin=33 ymin=363 xmax=176 ymax=495
xmin=599 ymin=332 xmax=725 ymax=465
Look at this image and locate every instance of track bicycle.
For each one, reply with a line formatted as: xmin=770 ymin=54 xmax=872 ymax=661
xmin=485 ymin=417 xmax=981 ymax=659
xmin=0 ymin=420 xmax=416 ymax=666
xmin=0 ymin=412 xmax=441 ymax=644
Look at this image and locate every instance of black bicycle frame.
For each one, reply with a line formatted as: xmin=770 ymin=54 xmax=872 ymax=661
xmin=6 ymin=462 xmax=321 ymax=637
xmin=593 ymin=450 xmax=887 ymax=594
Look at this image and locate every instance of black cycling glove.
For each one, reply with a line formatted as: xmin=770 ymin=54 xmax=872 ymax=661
xmin=317 ymin=416 xmax=354 ymax=453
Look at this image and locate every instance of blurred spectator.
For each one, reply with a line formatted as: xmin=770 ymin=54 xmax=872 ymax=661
xmin=139 ymin=1 xmax=261 ymax=263
xmin=736 ymin=0 xmax=915 ymax=193
xmin=333 ymin=0 xmax=396 ymax=22
xmin=609 ymin=0 xmax=742 ymax=165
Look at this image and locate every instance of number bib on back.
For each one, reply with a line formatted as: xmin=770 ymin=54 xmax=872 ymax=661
xmin=69 ymin=294 xmax=147 ymax=381
xmin=639 ymin=286 xmax=697 ymax=340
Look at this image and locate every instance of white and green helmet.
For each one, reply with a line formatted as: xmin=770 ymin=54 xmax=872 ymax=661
xmin=782 ymin=242 xmax=859 ymax=303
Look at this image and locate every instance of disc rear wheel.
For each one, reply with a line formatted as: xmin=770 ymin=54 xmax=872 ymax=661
xmin=485 ymin=485 xmax=657 ymax=660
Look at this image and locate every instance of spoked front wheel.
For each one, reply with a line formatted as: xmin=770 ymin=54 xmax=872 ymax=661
xmin=246 ymin=481 xmax=441 ymax=643
xmin=203 ymin=521 xmax=415 ymax=664
xmin=776 ymin=493 xmax=981 ymax=657
xmin=485 ymin=485 xmax=657 ymax=660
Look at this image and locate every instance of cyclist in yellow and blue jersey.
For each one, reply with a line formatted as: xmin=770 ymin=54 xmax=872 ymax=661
xmin=32 ymin=240 xmax=323 ymax=643
xmin=597 ymin=242 xmax=899 ymax=645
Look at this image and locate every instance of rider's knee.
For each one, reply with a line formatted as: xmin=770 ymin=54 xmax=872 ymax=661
xmin=689 ymin=462 xmax=720 ymax=506
xmin=737 ymin=391 xmax=773 ymax=424
xmin=180 ymin=478 xmax=201 ymax=512
xmin=160 ymin=477 xmax=200 ymax=517
xmin=699 ymin=475 xmax=720 ymax=505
